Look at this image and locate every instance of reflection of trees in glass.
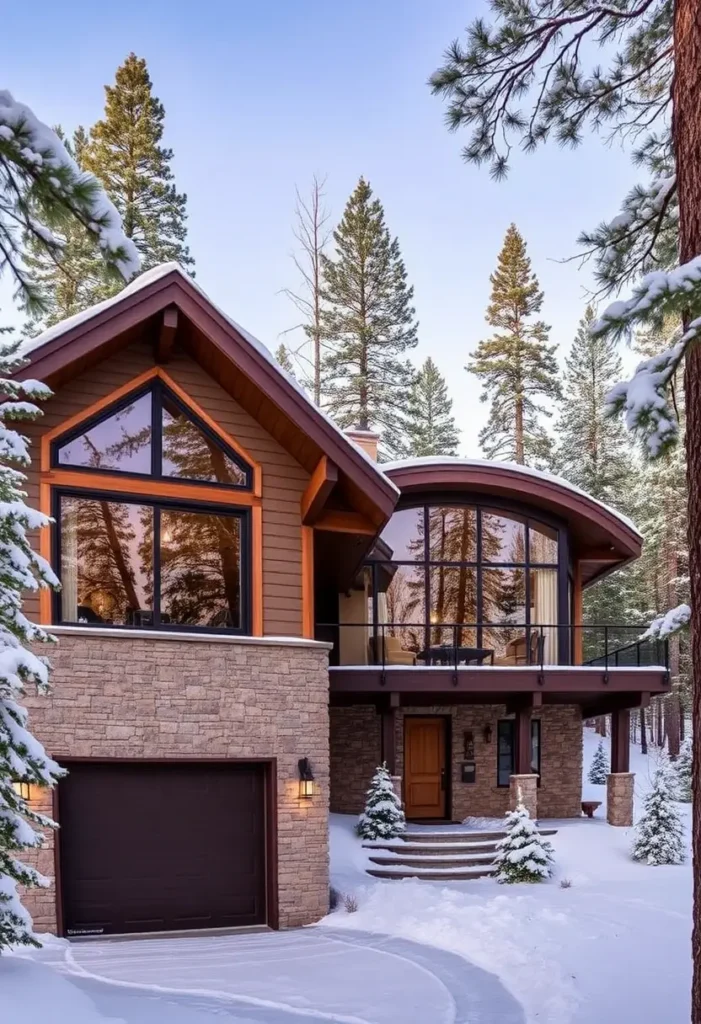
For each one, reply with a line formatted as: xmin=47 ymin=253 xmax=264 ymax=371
xmin=384 ymin=566 xmax=424 ymax=650
xmin=161 ymin=397 xmax=246 ymax=485
xmin=159 ymin=510 xmax=241 ymax=627
xmin=58 ymin=396 xmax=152 ymax=472
xmin=63 ymin=497 xmax=152 ymax=623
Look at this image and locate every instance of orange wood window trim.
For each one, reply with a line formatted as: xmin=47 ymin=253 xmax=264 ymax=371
xmin=40 ymin=470 xmax=262 ymax=508
xmin=39 ymin=365 xmax=263 ymax=497
xmin=301 ymin=526 xmax=314 ymax=639
xmin=573 ymin=561 xmax=583 ymax=666
xmin=252 ymin=505 xmax=264 ymax=636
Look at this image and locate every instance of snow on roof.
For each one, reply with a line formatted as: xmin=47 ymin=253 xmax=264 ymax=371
xmin=381 ymin=456 xmax=641 ymax=539
xmin=20 ymin=263 xmax=399 ymax=496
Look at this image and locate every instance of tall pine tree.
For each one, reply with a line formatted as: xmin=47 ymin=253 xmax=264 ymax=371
xmin=404 ymin=357 xmax=460 ymax=457
xmin=83 ymin=53 xmax=193 ymax=275
xmin=320 ymin=177 xmax=417 ymax=459
xmin=555 ymin=306 xmax=631 ymax=504
xmin=468 ymin=225 xmax=560 ymax=467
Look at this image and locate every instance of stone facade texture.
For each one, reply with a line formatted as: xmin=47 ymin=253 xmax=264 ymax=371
xmin=21 ymin=631 xmax=330 ymax=933
xmin=330 ymin=703 xmax=583 ymax=821
xmin=607 ymin=772 xmax=635 ymax=826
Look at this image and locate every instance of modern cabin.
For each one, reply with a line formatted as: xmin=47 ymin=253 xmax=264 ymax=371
xmin=16 ymin=264 xmax=668 ymax=939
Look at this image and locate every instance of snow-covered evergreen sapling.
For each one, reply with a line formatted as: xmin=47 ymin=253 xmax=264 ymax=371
xmin=0 ymin=337 xmax=64 ymax=951
xmin=356 ymin=762 xmax=406 ymax=840
xmin=632 ymin=762 xmax=685 ymax=866
xmin=494 ymin=803 xmax=555 ymax=884
xmin=588 ymin=740 xmax=609 ymax=785
xmin=675 ymin=739 xmax=693 ymax=802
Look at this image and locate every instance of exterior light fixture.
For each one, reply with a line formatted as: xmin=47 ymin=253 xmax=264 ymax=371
xmin=483 ymin=724 xmax=493 ymax=744
xmin=12 ymin=781 xmax=31 ymax=800
xmin=298 ymin=758 xmax=315 ymax=799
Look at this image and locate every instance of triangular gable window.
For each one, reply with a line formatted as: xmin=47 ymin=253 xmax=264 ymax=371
xmin=53 ymin=380 xmax=251 ymax=489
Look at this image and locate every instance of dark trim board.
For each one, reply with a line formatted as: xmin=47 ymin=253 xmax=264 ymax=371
xmin=53 ymin=757 xmax=279 ymax=937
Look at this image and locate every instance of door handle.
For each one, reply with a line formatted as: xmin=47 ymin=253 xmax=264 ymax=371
xmin=440 ymin=768 xmax=446 ymax=791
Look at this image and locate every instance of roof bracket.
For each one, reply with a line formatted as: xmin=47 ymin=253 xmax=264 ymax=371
xmin=156 ymin=306 xmax=178 ymax=363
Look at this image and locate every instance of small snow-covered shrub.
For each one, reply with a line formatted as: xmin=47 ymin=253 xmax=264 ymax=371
xmin=559 ymin=878 xmax=573 ymax=889
xmin=494 ymin=804 xmax=555 ymax=884
xmin=632 ymin=762 xmax=685 ymax=865
xmin=356 ymin=762 xmax=406 ymax=840
xmin=343 ymin=893 xmax=358 ymax=914
xmin=674 ymin=738 xmax=692 ymax=802
xmin=587 ymin=740 xmax=609 ymax=784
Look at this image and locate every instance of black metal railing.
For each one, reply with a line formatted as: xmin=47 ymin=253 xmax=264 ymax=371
xmin=317 ymin=621 xmax=669 ymax=674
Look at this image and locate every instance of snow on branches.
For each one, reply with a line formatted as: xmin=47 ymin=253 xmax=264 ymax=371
xmin=356 ymin=763 xmax=406 ymax=841
xmin=0 ymin=90 xmax=140 ymax=312
xmin=642 ymin=603 xmax=691 ymax=641
xmin=494 ymin=803 xmax=554 ymax=884
xmin=0 ymin=336 xmax=64 ymax=950
xmin=632 ymin=762 xmax=685 ymax=866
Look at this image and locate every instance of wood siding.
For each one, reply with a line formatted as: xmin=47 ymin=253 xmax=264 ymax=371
xmin=23 ymin=340 xmax=308 ymax=636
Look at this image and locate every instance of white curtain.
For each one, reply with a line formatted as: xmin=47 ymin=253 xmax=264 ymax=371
xmin=60 ymin=499 xmax=79 ymax=622
xmin=532 ymin=569 xmax=558 ymax=664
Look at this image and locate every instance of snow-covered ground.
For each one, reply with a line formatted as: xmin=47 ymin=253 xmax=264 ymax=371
xmin=8 ymin=726 xmax=692 ymax=1024
xmin=325 ymin=727 xmax=692 ymax=1024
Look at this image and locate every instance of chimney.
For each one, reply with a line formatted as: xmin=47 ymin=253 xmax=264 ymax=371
xmin=345 ymin=428 xmax=380 ymax=462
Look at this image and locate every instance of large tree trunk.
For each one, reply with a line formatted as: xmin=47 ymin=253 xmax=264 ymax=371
xmin=674 ymin=1 xmax=701 ymax=1016
xmin=640 ymin=707 xmax=648 ymax=755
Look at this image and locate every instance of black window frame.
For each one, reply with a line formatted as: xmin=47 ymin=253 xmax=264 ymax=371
xmin=497 ymin=718 xmax=542 ymax=787
xmin=367 ymin=497 xmax=570 ymax=663
xmin=51 ymin=379 xmax=253 ymax=491
xmin=52 ymin=486 xmax=252 ymax=635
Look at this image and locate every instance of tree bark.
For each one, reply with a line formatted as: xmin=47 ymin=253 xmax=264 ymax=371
xmin=640 ymin=707 xmax=648 ymax=755
xmin=674 ymin=0 xmax=701 ymax=1015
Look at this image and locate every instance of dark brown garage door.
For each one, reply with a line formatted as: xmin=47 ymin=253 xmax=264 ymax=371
xmin=58 ymin=762 xmax=267 ymax=937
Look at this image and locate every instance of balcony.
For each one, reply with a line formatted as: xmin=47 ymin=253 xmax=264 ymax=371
xmin=321 ymin=622 xmax=670 ymax=709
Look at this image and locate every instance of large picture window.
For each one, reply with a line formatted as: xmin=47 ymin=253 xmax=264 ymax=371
xmin=56 ymin=492 xmax=248 ymax=632
xmin=497 ymin=719 xmax=542 ymax=787
xmin=53 ymin=379 xmax=251 ymax=490
xmin=366 ymin=503 xmax=564 ymax=666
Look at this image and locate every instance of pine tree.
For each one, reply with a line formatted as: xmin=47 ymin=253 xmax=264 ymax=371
xmin=356 ymin=762 xmax=406 ymax=840
xmin=83 ymin=53 xmax=193 ymax=275
xmin=22 ymin=128 xmax=111 ymax=334
xmin=404 ymin=357 xmax=460 ymax=457
xmin=0 ymin=90 xmax=139 ymax=314
xmin=676 ymin=739 xmax=693 ymax=803
xmin=493 ymin=803 xmax=555 ymax=884
xmin=632 ymin=763 xmax=685 ymax=866
xmin=467 ymin=225 xmax=560 ymax=467
xmin=274 ymin=343 xmax=295 ymax=377
xmin=0 ymin=337 xmax=64 ymax=949
xmin=555 ymin=306 xmax=631 ymax=502
xmin=588 ymin=740 xmax=609 ymax=785
xmin=320 ymin=178 xmax=418 ymax=459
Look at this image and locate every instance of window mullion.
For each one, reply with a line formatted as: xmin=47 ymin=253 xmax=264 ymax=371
xmin=152 ymin=381 xmax=162 ymax=478
xmin=153 ymin=504 xmax=161 ymax=627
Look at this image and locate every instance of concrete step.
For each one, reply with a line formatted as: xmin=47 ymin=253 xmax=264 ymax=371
xmin=364 ymin=839 xmax=501 ymax=854
xmin=401 ymin=828 xmax=557 ymax=844
xmin=367 ymin=864 xmax=497 ymax=880
xmin=368 ymin=851 xmax=497 ymax=868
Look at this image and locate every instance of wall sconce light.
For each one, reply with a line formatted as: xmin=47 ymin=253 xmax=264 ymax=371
xmin=298 ymin=758 xmax=315 ymax=799
xmin=483 ymin=724 xmax=493 ymax=745
xmin=12 ymin=781 xmax=31 ymax=800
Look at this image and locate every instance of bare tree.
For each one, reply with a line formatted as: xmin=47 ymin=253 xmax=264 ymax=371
xmin=280 ymin=175 xmax=331 ymax=405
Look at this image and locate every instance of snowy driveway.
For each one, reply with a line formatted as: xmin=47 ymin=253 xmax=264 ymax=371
xmin=36 ymin=928 xmax=524 ymax=1024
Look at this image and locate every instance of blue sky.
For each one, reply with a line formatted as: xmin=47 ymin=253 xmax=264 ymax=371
xmin=3 ymin=0 xmax=642 ymax=452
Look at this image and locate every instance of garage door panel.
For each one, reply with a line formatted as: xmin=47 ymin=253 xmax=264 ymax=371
xmin=58 ymin=762 xmax=267 ymax=936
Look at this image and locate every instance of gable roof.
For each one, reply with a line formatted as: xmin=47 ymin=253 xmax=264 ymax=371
xmin=18 ymin=263 xmax=398 ymax=526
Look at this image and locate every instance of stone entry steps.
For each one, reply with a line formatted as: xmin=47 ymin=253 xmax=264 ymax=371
xmin=363 ymin=827 xmax=557 ymax=881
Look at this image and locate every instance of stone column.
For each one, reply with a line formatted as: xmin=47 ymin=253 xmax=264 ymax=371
xmin=390 ymin=776 xmax=404 ymax=807
xmin=607 ymin=772 xmax=635 ymax=826
xmin=510 ymin=774 xmax=538 ymax=819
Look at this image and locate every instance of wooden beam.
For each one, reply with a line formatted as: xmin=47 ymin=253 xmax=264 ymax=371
xmin=156 ymin=306 xmax=178 ymax=362
xmin=301 ymin=456 xmax=338 ymax=525
xmin=514 ymin=706 xmax=532 ymax=775
xmin=610 ymin=708 xmax=631 ymax=773
xmin=314 ymin=510 xmax=376 ymax=535
xmin=577 ymin=547 xmax=621 ymax=563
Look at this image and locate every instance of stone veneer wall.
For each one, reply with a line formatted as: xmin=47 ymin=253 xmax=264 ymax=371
xmin=329 ymin=705 xmax=381 ymax=813
xmin=330 ymin=703 xmax=582 ymax=820
xmin=21 ymin=629 xmax=330 ymax=932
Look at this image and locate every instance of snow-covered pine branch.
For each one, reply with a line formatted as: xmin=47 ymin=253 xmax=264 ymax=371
xmin=0 ymin=90 xmax=140 ymax=313
xmin=641 ymin=603 xmax=691 ymax=640
xmin=494 ymin=803 xmax=554 ymax=884
xmin=632 ymin=761 xmax=685 ymax=866
xmin=356 ymin=763 xmax=405 ymax=841
xmin=0 ymin=334 xmax=64 ymax=951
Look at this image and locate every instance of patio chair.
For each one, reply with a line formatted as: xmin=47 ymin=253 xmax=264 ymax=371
xmin=494 ymin=631 xmax=544 ymax=666
xmin=368 ymin=635 xmax=417 ymax=666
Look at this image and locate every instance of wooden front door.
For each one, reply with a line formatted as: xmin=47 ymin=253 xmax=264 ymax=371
xmin=404 ymin=717 xmax=448 ymax=819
